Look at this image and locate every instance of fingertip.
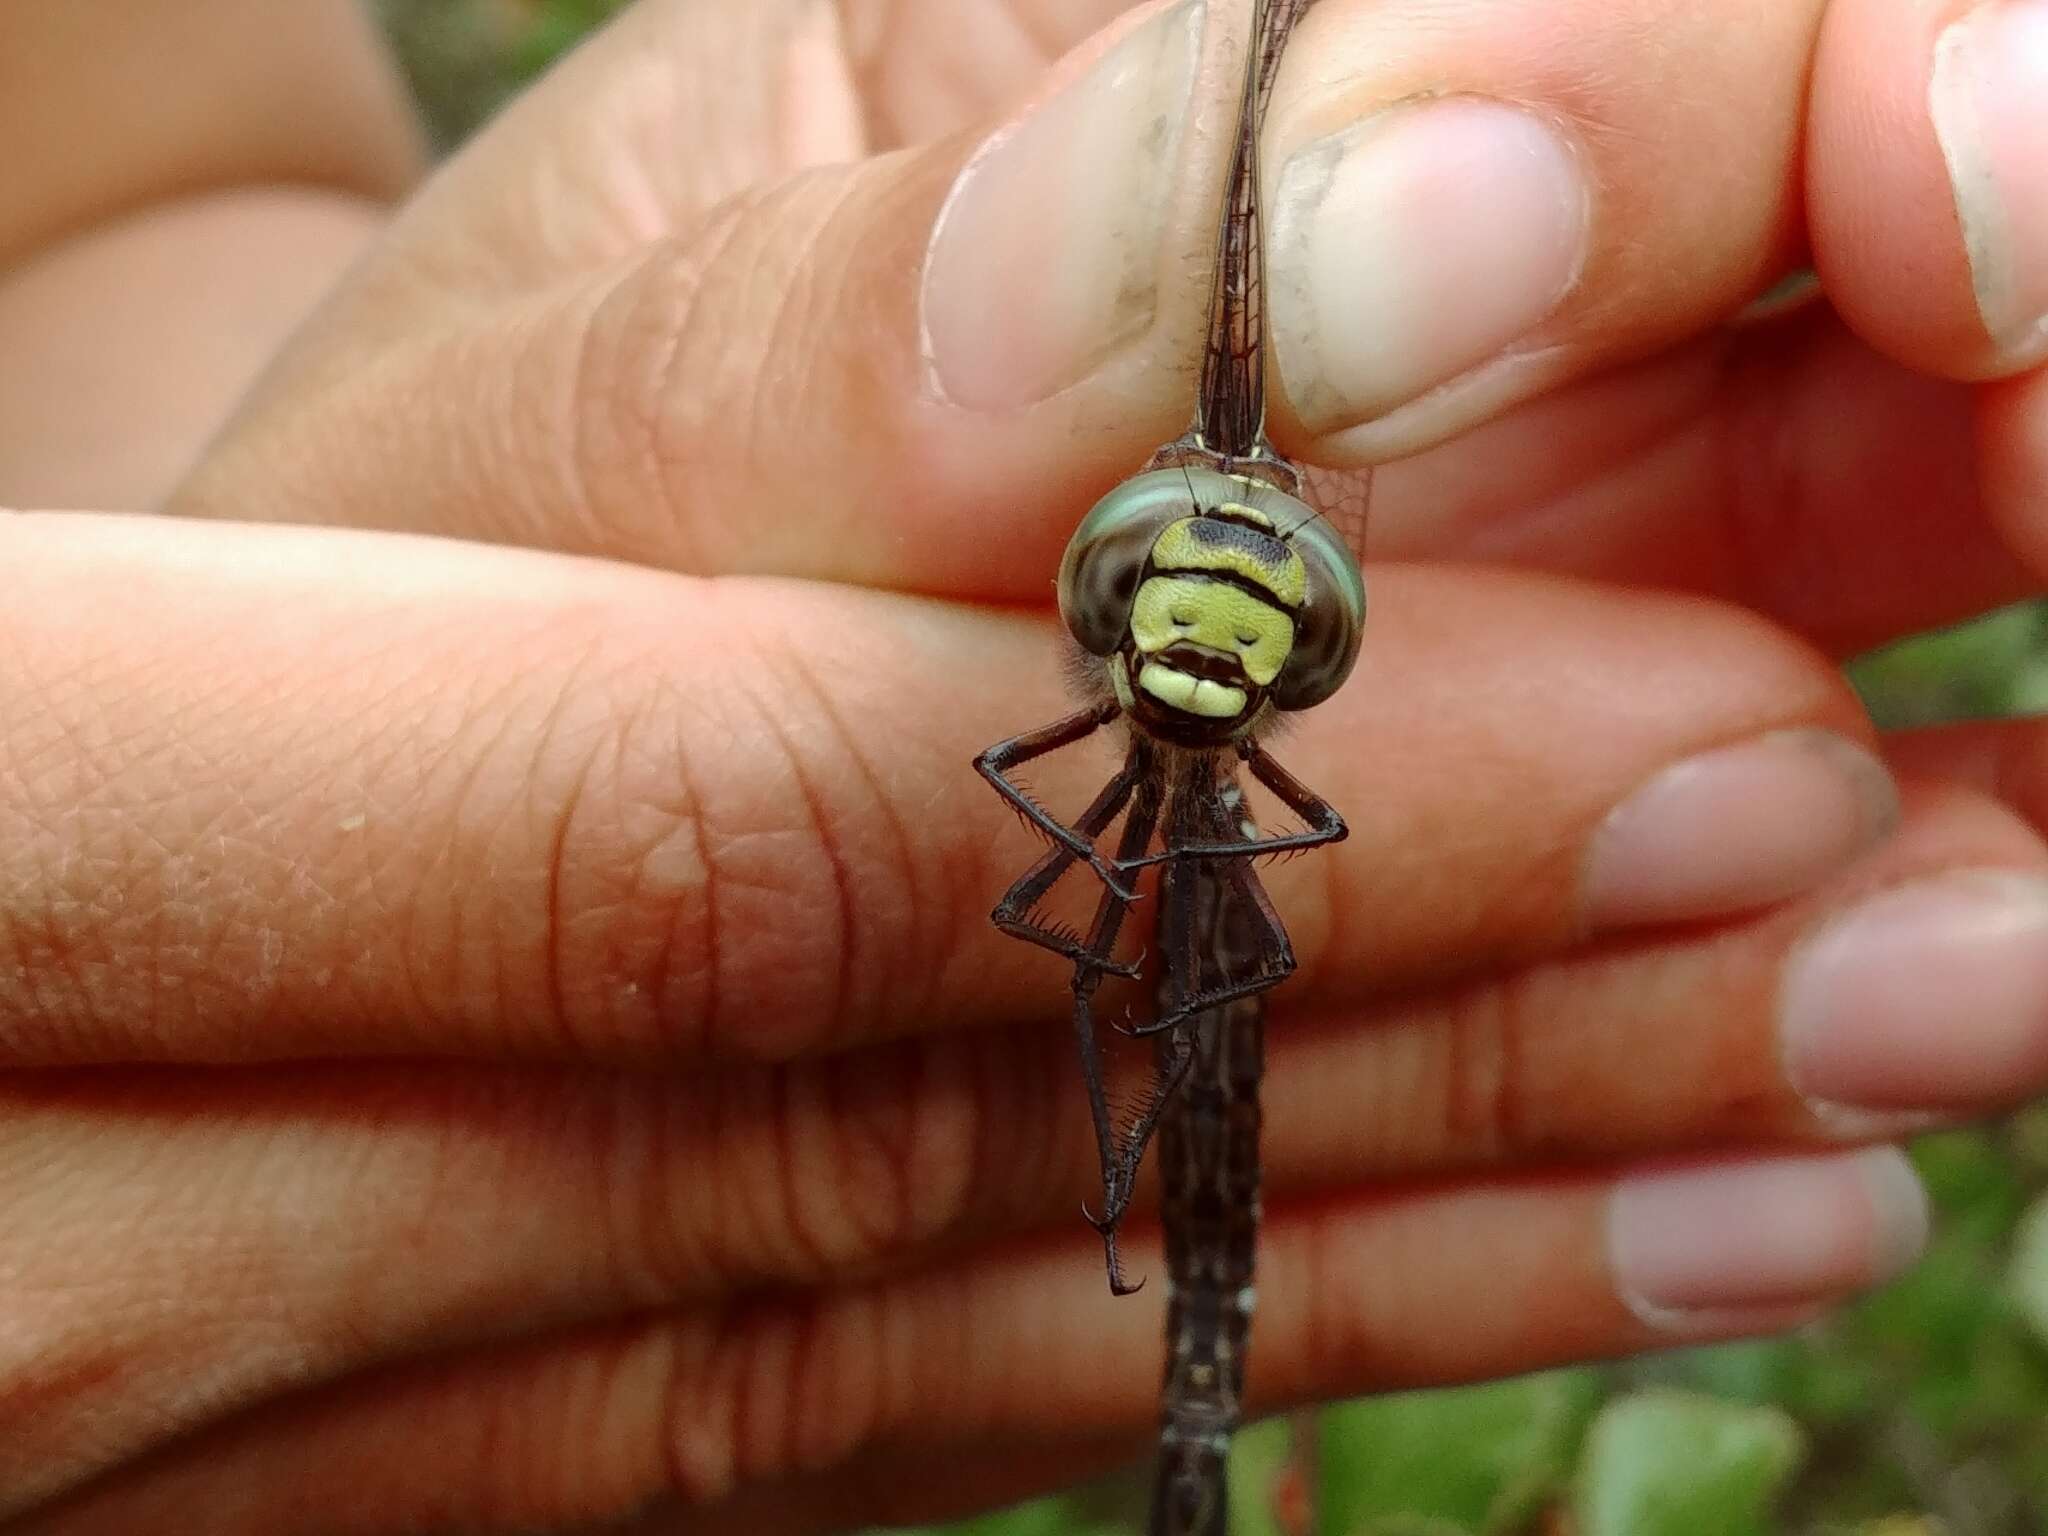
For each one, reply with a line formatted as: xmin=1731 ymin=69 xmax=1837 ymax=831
xmin=918 ymin=0 xmax=1206 ymax=412
xmin=1807 ymin=0 xmax=1978 ymax=370
xmin=1580 ymin=730 xmax=1899 ymax=932
xmin=1606 ymin=1147 xmax=1928 ymax=1337
xmin=1810 ymin=0 xmax=2048 ymax=378
xmin=1929 ymin=2 xmax=2048 ymax=359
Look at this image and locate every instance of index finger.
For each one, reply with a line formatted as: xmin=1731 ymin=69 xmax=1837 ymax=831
xmin=2 ymin=511 xmax=1875 ymax=1066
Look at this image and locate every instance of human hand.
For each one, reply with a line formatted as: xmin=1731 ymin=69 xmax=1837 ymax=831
xmin=0 ymin=0 xmax=419 ymax=510
xmin=12 ymin=2 xmax=2048 ymax=1531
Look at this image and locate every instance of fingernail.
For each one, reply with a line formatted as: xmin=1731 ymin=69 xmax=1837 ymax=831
xmin=1782 ymin=870 xmax=2048 ymax=1116
xmin=1270 ymin=98 xmax=1589 ymax=433
xmin=1582 ymin=731 xmax=1899 ymax=931
xmin=920 ymin=0 xmax=1204 ymax=408
xmin=1609 ymin=1149 xmax=1929 ymax=1334
xmin=1931 ymin=1 xmax=2048 ymax=355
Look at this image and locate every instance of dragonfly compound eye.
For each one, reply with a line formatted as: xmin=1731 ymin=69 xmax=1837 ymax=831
xmin=1271 ymin=512 xmax=1367 ymax=712
xmin=1057 ymin=468 xmax=1212 ymax=656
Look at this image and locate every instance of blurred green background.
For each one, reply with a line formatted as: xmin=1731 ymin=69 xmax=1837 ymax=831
xmin=371 ymin=4 xmax=2048 ymax=1532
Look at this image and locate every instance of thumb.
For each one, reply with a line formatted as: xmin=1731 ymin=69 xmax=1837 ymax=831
xmin=256 ymin=0 xmax=1144 ymax=376
xmin=174 ymin=0 xmax=1232 ymax=599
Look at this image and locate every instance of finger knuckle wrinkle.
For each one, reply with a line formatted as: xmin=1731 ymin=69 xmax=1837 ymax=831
xmin=1274 ymin=1200 xmax=1378 ymax=1393
xmin=544 ymin=623 xmax=930 ymax=1064
xmin=660 ymin=1295 xmax=889 ymax=1507
xmin=746 ymin=685 xmax=861 ymax=1061
xmin=562 ymin=653 xmax=843 ymax=1062
xmin=470 ymin=1329 xmax=655 ymax=1526
xmin=586 ymin=1321 xmax=738 ymax=1511
xmin=528 ymin=658 xmax=725 ymax=1057
xmin=554 ymin=646 xmax=865 ymax=1063
xmin=1275 ymin=1194 xmax=1456 ymax=1396
xmin=756 ymin=646 xmax=931 ymax=1055
xmin=672 ymin=1039 xmax=985 ymax=1292
xmin=576 ymin=225 xmax=740 ymax=569
xmin=808 ymin=1039 xmax=987 ymax=1265
xmin=1433 ymin=980 xmax=1528 ymax=1163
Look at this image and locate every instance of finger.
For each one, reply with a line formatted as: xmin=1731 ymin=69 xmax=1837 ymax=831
xmin=0 ymin=1057 xmax=1098 ymax=1516
xmin=11 ymin=793 xmax=2029 ymax=1506
xmin=1887 ymin=715 xmax=2048 ymax=836
xmin=1357 ymin=310 xmax=2039 ymax=658
xmin=1807 ymin=0 xmax=2048 ymax=379
xmin=0 ymin=0 xmax=418 ymax=272
xmin=305 ymin=0 xmax=1135 ymax=347
xmin=1259 ymin=0 xmax=1818 ymax=459
xmin=310 ymin=0 xmax=868 ymax=361
xmin=1260 ymin=780 xmax=2048 ymax=1194
xmin=0 ymin=512 xmax=1891 ymax=1065
xmin=212 ymin=0 xmax=1157 ymax=404
xmin=0 ymin=188 xmax=390 ymax=512
xmin=1795 ymin=0 xmax=2048 ymax=613
xmin=21 ymin=1148 xmax=1924 ymax=1536
xmin=1983 ymin=356 xmax=2048 ymax=582
xmin=179 ymin=0 xmax=1835 ymax=595
xmin=1326 ymin=0 xmax=2048 ymax=648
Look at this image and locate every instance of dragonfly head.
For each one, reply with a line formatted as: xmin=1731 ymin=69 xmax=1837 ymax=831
xmin=1058 ymin=467 xmax=1366 ymax=745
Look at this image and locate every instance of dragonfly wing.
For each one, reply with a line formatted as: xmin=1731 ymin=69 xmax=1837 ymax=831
xmin=1254 ymin=0 xmax=1317 ymax=126
xmin=1300 ymin=462 xmax=1372 ymax=567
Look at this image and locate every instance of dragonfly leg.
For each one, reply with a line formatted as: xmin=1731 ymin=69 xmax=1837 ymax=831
xmin=1116 ymin=742 xmax=1345 ymax=872
xmin=975 ymin=702 xmax=1138 ymax=900
xmin=1084 ymin=803 xmax=1195 ymax=1294
xmin=1071 ymin=771 xmax=1165 ymax=1295
xmin=1120 ymin=858 xmax=1294 ymax=1038
xmin=1084 ymin=1023 xmax=1201 ymax=1293
xmin=1085 ymin=1015 xmax=1202 ymax=1288
xmin=991 ymin=756 xmax=1144 ymax=977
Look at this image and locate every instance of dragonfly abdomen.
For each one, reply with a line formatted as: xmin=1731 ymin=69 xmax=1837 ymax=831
xmin=1150 ymin=774 xmax=1269 ymax=1536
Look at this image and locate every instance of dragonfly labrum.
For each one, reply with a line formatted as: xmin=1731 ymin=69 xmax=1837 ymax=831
xmin=973 ymin=2 xmax=1365 ymax=1532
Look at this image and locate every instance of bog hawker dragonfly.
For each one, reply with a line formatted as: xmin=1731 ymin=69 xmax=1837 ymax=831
xmin=974 ymin=2 xmax=1368 ymax=1531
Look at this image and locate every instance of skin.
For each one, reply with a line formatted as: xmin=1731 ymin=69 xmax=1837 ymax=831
xmin=5 ymin=1 xmax=2048 ymax=1531
xmin=0 ymin=0 xmax=420 ymax=509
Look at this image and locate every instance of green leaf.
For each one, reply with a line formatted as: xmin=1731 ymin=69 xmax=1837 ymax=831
xmin=1320 ymin=1371 xmax=1602 ymax=1536
xmin=1350 ymin=1519 xmax=1479 ymax=1536
xmin=1912 ymin=1129 xmax=2028 ymax=1237
xmin=1849 ymin=601 xmax=2048 ymax=728
xmin=1226 ymin=1415 xmax=1298 ymax=1536
xmin=1659 ymin=1335 xmax=1873 ymax=1430
xmin=1573 ymin=1390 xmax=1803 ymax=1536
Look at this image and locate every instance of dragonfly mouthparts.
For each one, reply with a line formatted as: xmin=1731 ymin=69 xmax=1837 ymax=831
xmin=1154 ymin=642 xmax=1247 ymax=685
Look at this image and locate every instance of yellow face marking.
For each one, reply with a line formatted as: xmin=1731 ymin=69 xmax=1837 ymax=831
xmin=1137 ymin=663 xmax=1247 ymax=719
xmin=1149 ymin=516 xmax=1306 ymax=609
xmin=1130 ymin=576 xmax=1294 ymax=685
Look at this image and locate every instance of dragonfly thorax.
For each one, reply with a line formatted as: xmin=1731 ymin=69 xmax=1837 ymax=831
xmin=1058 ymin=466 xmax=1366 ymax=746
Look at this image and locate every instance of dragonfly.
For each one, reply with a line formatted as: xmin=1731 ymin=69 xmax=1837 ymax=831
xmin=973 ymin=1 xmax=1365 ymax=1532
